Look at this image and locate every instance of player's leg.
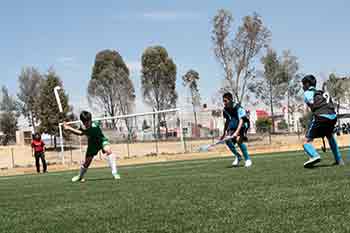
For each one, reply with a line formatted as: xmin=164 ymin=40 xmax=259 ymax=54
xmin=303 ymin=119 xmax=322 ymax=167
xmin=40 ymin=152 xmax=47 ymax=173
xmin=102 ymin=144 xmax=120 ymax=179
xmin=225 ymin=139 xmax=242 ymax=167
xmin=72 ymin=155 xmax=94 ymax=182
xmin=237 ymin=127 xmax=252 ymax=167
xmin=237 ymin=141 xmax=252 ymax=168
xmin=326 ymin=134 xmax=344 ymax=165
xmin=34 ymin=153 xmax=40 ymax=173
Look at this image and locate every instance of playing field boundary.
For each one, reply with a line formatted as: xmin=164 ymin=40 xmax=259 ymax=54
xmin=0 ymin=147 xmax=348 ymax=180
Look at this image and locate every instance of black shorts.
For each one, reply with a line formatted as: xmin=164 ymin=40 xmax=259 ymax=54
xmin=306 ymin=116 xmax=336 ymax=139
xmin=227 ymin=126 xmax=248 ymax=143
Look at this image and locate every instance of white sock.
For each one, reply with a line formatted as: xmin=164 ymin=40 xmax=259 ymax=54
xmin=79 ymin=166 xmax=87 ymax=178
xmin=107 ymin=154 xmax=118 ymax=175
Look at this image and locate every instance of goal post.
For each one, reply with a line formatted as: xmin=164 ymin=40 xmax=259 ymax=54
xmin=58 ymin=108 xmax=185 ymax=164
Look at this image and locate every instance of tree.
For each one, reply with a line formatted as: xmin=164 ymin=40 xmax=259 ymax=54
xmin=0 ymin=86 xmax=18 ymax=113
xmin=17 ymin=67 xmax=43 ymax=132
xmin=142 ymin=119 xmax=150 ymax=131
xmin=255 ymin=117 xmax=272 ymax=133
xmin=322 ymin=73 xmax=347 ymax=114
xmin=37 ymin=69 xmax=70 ymax=147
xmin=279 ymin=50 xmax=303 ymax=131
xmin=212 ymin=9 xmax=271 ymax=104
xmin=299 ymin=111 xmax=313 ymax=131
xmin=182 ymin=69 xmax=201 ymax=137
xmin=0 ymin=86 xmax=19 ymax=144
xmin=89 ymin=50 xmax=135 ymax=132
xmin=141 ymin=46 xmax=178 ymax=138
xmin=249 ymin=49 xmax=287 ymax=133
xmin=0 ymin=112 xmax=17 ymax=145
xmin=277 ymin=119 xmax=288 ymax=131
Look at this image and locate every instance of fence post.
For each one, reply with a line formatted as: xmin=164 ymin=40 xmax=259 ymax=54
xmin=153 ymin=113 xmax=159 ymax=156
xmin=10 ymin=148 xmax=15 ymax=169
xmin=70 ymin=140 xmax=73 ymax=165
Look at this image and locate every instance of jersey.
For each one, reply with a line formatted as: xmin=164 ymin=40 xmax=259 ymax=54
xmin=31 ymin=140 xmax=45 ymax=153
xmin=223 ymin=104 xmax=250 ymax=130
xmin=304 ymin=87 xmax=336 ymax=120
xmin=81 ymin=121 xmax=109 ymax=156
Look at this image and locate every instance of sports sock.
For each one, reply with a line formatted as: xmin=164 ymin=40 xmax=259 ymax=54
xmin=303 ymin=143 xmax=319 ymax=158
xmin=238 ymin=143 xmax=251 ymax=161
xmin=79 ymin=166 xmax=88 ymax=178
xmin=107 ymin=154 xmax=118 ymax=175
xmin=225 ymin=140 xmax=242 ymax=158
xmin=327 ymin=135 xmax=342 ymax=162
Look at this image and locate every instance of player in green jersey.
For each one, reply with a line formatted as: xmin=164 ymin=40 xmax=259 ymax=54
xmin=64 ymin=111 xmax=120 ymax=182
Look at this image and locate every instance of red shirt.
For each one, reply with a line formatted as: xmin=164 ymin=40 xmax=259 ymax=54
xmin=31 ymin=140 xmax=45 ymax=153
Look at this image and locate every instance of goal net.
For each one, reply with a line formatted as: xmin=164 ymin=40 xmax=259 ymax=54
xmin=58 ymin=108 xmax=184 ymax=164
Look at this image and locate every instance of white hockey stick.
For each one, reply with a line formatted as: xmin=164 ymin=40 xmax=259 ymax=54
xmin=198 ymin=135 xmax=237 ymax=152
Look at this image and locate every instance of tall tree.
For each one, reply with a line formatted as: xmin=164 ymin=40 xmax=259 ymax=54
xmin=17 ymin=67 xmax=43 ymax=132
xmin=89 ymin=50 xmax=135 ymax=132
xmin=322 ymin=73 xmax=348 ymax=114
xmin=212 ymin=9 xmax=271 ymax=104
xmin=250 ymin=49 xmax=286 ymax=133
xmin=37 ymin=69 xmax=70 ymax=146
xmin=182 ymin=69 xmax=201 ymax=137
xmin=0 ymin=86 xmax=18 ymax=112
xmin=344 ymin=77 xmax=350 ymax=110
xmin=280 ymin=50 xmax=303 ymax=131
xmin=0 ymin=86 xmax=19 ymax=144
xmin=141 ymin=46 xmax=177 ymax=137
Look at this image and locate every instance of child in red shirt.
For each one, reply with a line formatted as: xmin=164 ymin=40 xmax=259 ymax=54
xmin=31 ymin=133 xmax=47 ymax=173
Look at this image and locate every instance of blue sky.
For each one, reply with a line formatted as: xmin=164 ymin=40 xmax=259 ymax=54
xmin=0 ymin=0 xmax=349 ymax=114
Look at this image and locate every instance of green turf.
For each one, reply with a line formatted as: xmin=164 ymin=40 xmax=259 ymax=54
xmin=1 ymin=150 xmax=350 ymax=233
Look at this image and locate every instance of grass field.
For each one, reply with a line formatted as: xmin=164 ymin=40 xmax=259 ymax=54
xmin=1 ymin=149 xmax=350 ymax=233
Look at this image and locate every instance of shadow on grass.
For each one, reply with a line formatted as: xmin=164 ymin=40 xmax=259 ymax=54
xmin=84 ymin=177 xmax=117 ymax=182
xmin=305 ymin=164 xmax=337 ymax=169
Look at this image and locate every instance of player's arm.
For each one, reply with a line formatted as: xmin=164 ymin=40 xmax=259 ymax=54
xmin=31 ymin=142 xmax=34 ymax=157
xmin=221 ymin=117 xmax=229 ymax=140
xmin=233 ymin=107 xmax=246 ymax=137
xmin=63 ymin=122 xmax=84 ymax=136
xmin=233 ymin=119 xmax=244 ymax=137
xmin=304 ymin=91 xmax=314 ymax=109
xmin=42 ymin=141 xmax=45 ymax=153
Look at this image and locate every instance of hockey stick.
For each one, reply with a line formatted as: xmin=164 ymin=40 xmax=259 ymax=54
xmin=198 ymin=135 xmax=237 ymax=152
xmin=321 ymin=137 xmax=326 ymax=152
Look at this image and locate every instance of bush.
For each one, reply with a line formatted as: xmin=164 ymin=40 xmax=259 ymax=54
xmin=299 ymin=112 xmax=313 ymax=130
xmin=256 ymin=117 xmax=272 ymax=133
xmin=277 ymin=120 xmax=288 ymax=131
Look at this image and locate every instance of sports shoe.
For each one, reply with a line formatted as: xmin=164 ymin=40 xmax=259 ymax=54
xmin=333 ymin=159 xmax=345 ymax=166
xmin=113 ymin=174 xmax=121 ymax=180
xmin=71 ymin=175 xmax=85 ymax=182
xmin=303 ymin=156 xmax=321 ymax=168
xmin=244 ymin=159 xmax=252 ymax=168
xmin=232 ymin=156 xmax=242 ymax=167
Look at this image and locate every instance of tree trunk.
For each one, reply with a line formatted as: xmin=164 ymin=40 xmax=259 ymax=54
xmin=287 ymin=89 xmax=290 ymax=133
xmin=269 ymin=82 xmax=275 ymax=133
xmin=193 ymin=104 xmax=198 ymax=138
xmin=30 ymin=111 xmax=36 ymax=133
xmin=54 ymin=135 xmax=57 ymax=149
xmin=157 ymin=113 xmax=161 ymax=140
xmin=270 ymin=103 xmax=275 ymax=134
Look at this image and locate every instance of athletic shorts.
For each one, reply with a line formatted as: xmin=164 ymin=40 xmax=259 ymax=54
xmin=86 ymin=138 xmax=110 ymax=157
xmin=306 ymin=116 xmax=336 ymax=139
xmin=227 ymin=120 xmax=248 ymax=143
